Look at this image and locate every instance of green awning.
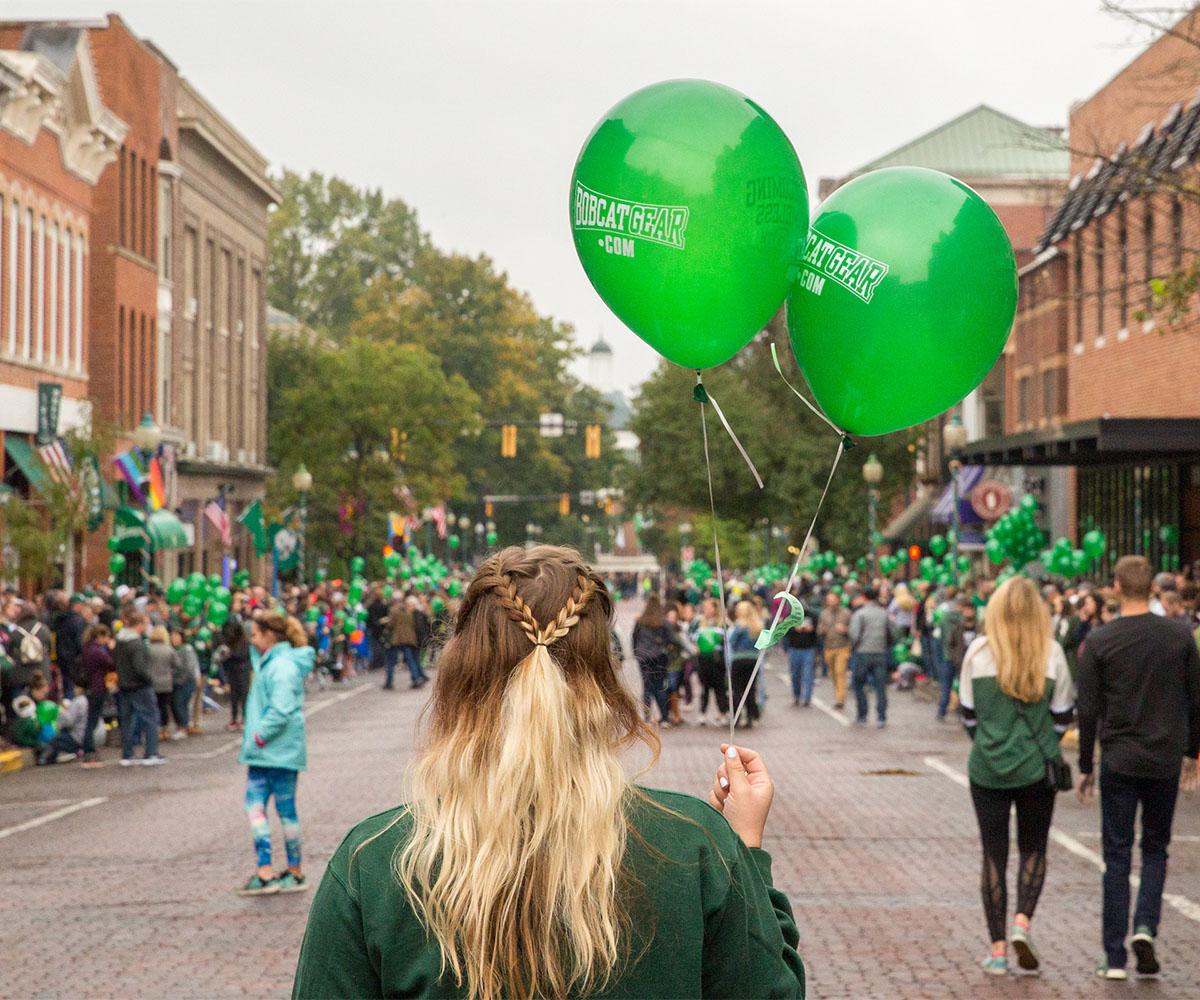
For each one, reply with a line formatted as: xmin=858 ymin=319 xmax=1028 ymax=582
xmin=145 ymin=509 xmax=189 ymax=551
xmin=4 ymin=438 xmax=51 ymax=495
xmin=111 ymin=507 xmax=190 ymax=552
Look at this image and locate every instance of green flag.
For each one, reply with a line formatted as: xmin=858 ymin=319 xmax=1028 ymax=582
xmin=239 ymin=499 xmax=268 ymax=556
xmin=270 ymin=522 xmax=299 ymax=573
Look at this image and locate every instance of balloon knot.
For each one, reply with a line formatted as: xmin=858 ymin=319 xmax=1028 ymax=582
xmin=693 ymin=382 xmax=710 ymax=404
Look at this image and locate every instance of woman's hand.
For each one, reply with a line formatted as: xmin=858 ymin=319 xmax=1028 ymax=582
xmin=708 ymin=744 xmax=774 ymax=849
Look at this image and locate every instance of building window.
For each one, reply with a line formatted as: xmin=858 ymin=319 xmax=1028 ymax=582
xmin=1041 ymin=369 xmax=1056 ymax=422
xmin=22 ymin=207 xmax=32 ymax=359
xmin=118 ymin=149 xmax=126 ymax=247
xmin=1094 ymin=223 xmax=1105 ymax=339
xmin=118 ymin=305 xmax=126 ymax=419
xmin=1117 ymin=206 xmax=1127 ymax=329
xmin=1143 ymin=201 xmax=1154 ymax=312
xmin=1017 ymin=375 xmax=1031 ymax=426
xmin=1171 ymin=196 xmax=1183 ymax=270
xmin=159 ymin=176 xmax=172 ymax=280
xmin=73 ymin=233 xmax=83 ymax=372
xmin=1057 ymin=366 xmax=1068 ymax=417
xmin=34 ymin=215 xmax=44 ymax=363
xmin=1073 ymin=236 xmax=1084 ymax=345
xmin=48 ymin=223 xmax=58 ymax=367
xmin=61 ymin=227 xmax=71 ymax=370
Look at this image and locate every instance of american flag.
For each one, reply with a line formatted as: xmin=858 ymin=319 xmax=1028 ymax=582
xmin=204 ymin=497 xmax=232 ymax=548
xmin=38 ymin=439 xmax=73 ymax=487
xmin=424 ymin=503 xmax=448 ymax=539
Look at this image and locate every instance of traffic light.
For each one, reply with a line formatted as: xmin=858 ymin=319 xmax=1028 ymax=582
xmin=559 ymin=493 xmax=570 ymax=516
xmin=584 ymin=423 xmax=602 ymax=459
xmin=500 ymin=424 xmax=518 ymax=458
xmin=484 ymin=500 xmax=494 ymax=518
xmin=604 ymin=497 xmax=615 ymax=515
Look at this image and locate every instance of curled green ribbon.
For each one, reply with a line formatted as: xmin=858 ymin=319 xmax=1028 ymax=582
xmin=754 ymin=591 xmax=805 ymax=650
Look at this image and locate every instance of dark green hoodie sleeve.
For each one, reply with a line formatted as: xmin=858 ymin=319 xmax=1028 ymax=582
xmin=293 ymin=863 xmax=379 ymax=999
xmin=702 ymin=843 xmax=806 ymax=998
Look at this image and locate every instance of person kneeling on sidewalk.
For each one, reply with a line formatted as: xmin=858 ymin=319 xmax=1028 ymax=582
xmin=237 ymin=611 xmax=313 ymax=897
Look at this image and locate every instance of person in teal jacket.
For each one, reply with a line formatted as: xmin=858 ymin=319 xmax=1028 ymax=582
xmin=237 ymin=611 xmax=314 ymax=897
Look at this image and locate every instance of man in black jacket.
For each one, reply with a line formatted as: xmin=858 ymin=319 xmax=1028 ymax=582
xmin=1077 ymin=555 xmax=1200 ymax=981
xmin=113 ymin=611 xmax=163 ymax=765
xmin=49 ymin=591 xmax=86 ymax=699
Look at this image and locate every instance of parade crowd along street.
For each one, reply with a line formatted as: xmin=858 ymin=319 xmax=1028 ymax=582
xmin=2 ymin=539 xmax=1198 ymax=987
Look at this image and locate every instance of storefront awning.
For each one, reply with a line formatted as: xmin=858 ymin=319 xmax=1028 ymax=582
xmin=112 ymin=507 xmax=190 ymax=552
xmin=932 ymin=464 xmax=985 ymax=525
xmin=882 ymin=491 xmax=933 ymax=541
xmin=960 ymin=418 xmax=1200 ymax=468
xmin=4 ymin=438 xmax=52 ymax=495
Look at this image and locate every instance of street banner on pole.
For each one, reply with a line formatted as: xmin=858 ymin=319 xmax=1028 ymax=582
xmin=36 ymin=383 xmax=62 ymax=446
xmin=239 ymin=499 xmax=269 ymax=555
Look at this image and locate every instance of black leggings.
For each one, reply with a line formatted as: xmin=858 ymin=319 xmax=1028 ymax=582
xmin=226 ymin=660 xmax=250 ymax=724
xmin=697 ymin=652 xmax=729 ymax=715
xmin=970 ymin=780 xmax=1056 ymax=942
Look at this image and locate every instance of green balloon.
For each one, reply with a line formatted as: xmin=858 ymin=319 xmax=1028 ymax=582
xmin=233 ymin=570 xmax=251 ymax=589
xmin=36 ymin=699 xmax=59 ymax=727
xmin=212 ymin=586 xmax=231 ymax=605
xmin=1160 ymin=524 xmax=1180 ymax=546
xmin=486 ymin=531 xmax=498 ymax=546
xmin=447 ymin=579 xmax=463 ymax=598
xmin=207 ymin=603 xmax=230 ymax=627
xmin=571 ymin=79 xmax=807 ymax=369
xmin=182 ymin=595 xmax=203 ymax=617
xmin=207 ymin=573 xmax=221 ymax=590
xmin=985 ymin=538 xmax=1006 ymax=565
xmin=350 ymin=556 xmax=366 ymax=575
xmin=447 ymin=534 xmax=461 ymax=550
xmin=1019 ymin=494 xmax=1039 ymax=514
xmin=108 ymin=553 xmax=126 ymax=575
xmin=166 ymin=579 xmax=187 ymax=605
xmin=956 ymin=555 xmax=971 ymax=574
xmin=314 ymin=567 xmax=328 ymax=582
xmin=1082 ymin=529 xmax=1106 ymax=560
xmin=195 ymin=626 xmax=212 ymax=644
xmin=304 ymin=607 xmax=320 ymax=623
xmin=892 ymin=642 xmax=911 ymax=663
xmin=928 ymin=534 xmax=947 ymax=558
xmin=106 ymin=536 xmax=120 ymax=552
xmin=788 ymin=167 xmax=1017 ymax=436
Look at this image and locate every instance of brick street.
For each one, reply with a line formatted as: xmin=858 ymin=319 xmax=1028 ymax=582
xmin=1 ymin=602 xmax=1198 ymax=999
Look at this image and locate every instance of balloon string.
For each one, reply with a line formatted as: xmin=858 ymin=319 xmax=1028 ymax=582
xmin=695 ymin=372 xmax=763 ymax=490
xmin=770 ymin=343 xmax=843 ymax=436
xmin=729 ymin=436 xmax=847 ymax=732
xmin=696 ymin=389 xmax=736 ymax=744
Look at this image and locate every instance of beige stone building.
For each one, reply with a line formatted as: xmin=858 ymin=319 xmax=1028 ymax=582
xmin=159 ymin=75 xmax=278 ymax=579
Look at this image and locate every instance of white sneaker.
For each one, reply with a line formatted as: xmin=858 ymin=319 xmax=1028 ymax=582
xmin=140 ymin=755 xmax=167 ymax=766
xmin=170 ymin=730 xmax=187 ymax=741
xmin=119 ymin=758 xmax=136 ymax=767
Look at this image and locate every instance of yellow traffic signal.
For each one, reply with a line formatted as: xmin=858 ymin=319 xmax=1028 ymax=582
xmin=500 ymin=424 xmax=518 ymax=458
xmin=585 ymin=424 xmax=601 ymax=459
xmin=604 ymin=497 xmax=615 ymax=515
xmin=559 ymin=493 xmax=570 ymax=516
xmin=484 ymin=500 xmax=494 ymax=518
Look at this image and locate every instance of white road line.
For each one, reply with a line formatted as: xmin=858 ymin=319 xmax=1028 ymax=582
xmin=0 ymin=797 xmax=107 ymax=840
xmin=810 ymin=695 xmax=850 ymax=727
xmin=0 ymin=798 xmax=75 ymax=809
xmin=188 ymin=682 xmax=376 ymax=760
xmin=922 ymin=756 xmax=1200 ymax=925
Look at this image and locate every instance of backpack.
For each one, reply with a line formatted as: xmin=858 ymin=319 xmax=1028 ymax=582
xmin=12 ymin=625 xmax=45 ymax=667
xmin=633 ymin=624 xmax=669 ymax=664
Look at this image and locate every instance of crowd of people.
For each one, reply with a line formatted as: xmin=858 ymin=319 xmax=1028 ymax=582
xmin=3 ymin=545 xmax=1198 ymax=984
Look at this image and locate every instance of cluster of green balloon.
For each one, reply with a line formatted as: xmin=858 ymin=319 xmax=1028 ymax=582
xmin=233 ymin=569 xmax=251 ymax=589
xmin=1038 ymin=529 xmax=1104 ymax=578
xmin=108 ymin=552 xmax=126 ymax=577
xmin=802 ymin=551 xmax=839 ymax=575
xmin=571 ymin=80 xmax=808 ymax=371
xmin=380 ymin=547 xmax=451 ymax=594
xmin=685 ymin=558 xmax=713 ymax=589
xmin=748 ymin=563 xmax=790 ymax=586
xmin=788 ymin=167 xmax=1017 ymax=436
xmin=166 ymin=572 xmax=232 ymax=637
xmin=891 ymin=639 xmax=913 ymax=664
xmin=984 ymin=496 xmax=1046 ymax=573
xmin=877 ymin=553 xmax=900 ymax=575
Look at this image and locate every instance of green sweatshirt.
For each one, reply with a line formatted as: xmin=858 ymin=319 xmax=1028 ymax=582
xmin=293 ymin=787 xmax=805 ymax=999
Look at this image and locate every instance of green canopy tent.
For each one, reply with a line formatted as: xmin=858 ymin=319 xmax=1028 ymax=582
xmin=111 ymin=507 xmax=189 ymax=553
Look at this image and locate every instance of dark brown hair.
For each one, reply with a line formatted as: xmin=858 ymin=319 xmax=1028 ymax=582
xmin=635 ymin=593 xmax=664 ymax=629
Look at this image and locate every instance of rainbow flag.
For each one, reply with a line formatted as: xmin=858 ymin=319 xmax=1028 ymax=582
xmin=112 ymin=450 xmax=146 ymax=505
xmin=146 ymin=457 xmax=165 ymax=511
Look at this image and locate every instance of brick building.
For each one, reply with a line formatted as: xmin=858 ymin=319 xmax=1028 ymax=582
xmin=819 ymin=105 xmax=1069 ymax=547
xmin=0 ymin=14 xmax=276 ymax=586
xmin=965 ymin=9 xmax=1200 ymax=572
xmin=0 ymin=25 xmax=124 ymax=584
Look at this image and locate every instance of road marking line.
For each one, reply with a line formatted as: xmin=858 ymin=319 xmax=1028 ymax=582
xmin=810 ymin=695 xmax=850 ymax=727
xmin=0 ymin=798 xmax=75 ymax=809
xmin=1071 ymin=831 xmax=1200 ymax=843
xmin=0 ymin=797 xmax=107 ymax=840
xmin=189 ymin=682 xmax=374 ymax=760
xmin=922 ymin=756 xmax=1200 ymax=925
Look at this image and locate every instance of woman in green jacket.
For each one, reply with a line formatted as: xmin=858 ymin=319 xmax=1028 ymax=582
xmin=959 ymin=576 xmax=1074 ymax=976
xmin=293 ymin=545 xmax=805 ymax=999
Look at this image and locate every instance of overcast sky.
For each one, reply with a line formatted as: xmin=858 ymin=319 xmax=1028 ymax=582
xmin=9 ymin=0 xmax=1161 ymax=391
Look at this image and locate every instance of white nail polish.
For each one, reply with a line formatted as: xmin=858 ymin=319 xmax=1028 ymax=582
xmin=719 ymin=777 xmax=729 ymax=789
xmin=726 ymin=745 xmax=738 ymax=759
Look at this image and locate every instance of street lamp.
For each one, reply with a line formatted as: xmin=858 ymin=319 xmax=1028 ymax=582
xmin=943 ymin=414 xmax=968 ymax=552
xmin=292 ymin=464 xmax=313 ymax=584
xmin=863 ymin=453 xmax=883 ymax=575
xmin=133 ymin=412 xmax=162 ymax=454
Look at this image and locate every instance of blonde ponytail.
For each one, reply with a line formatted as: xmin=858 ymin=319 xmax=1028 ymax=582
xmin=396 ymin=560 xmax=635 ymax=1000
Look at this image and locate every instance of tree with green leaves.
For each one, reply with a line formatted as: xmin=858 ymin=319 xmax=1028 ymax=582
xmin=626 ymin=313 xmax=916 ymax=567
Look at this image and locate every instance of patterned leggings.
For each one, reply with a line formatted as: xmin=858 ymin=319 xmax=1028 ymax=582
xmin=245 ymin=765 xmax=301 ymax=869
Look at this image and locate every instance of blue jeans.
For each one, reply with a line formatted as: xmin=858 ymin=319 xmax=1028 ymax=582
xmin=1100 ymin=766 xmax=1180 ymax=967
xmin=936 ymin=653 xmax=956 ymax=719
xmin=851 ymin=652 xmax=889 ymax=723
xmin=172 ymin=681 xmax=195 ymax=729
xmin=640 ymin=658 xmax=670 ymax=722
xmin=384 ymin=647 xmax=399 ymax=688
xmin=401 ymin=646 xmax=425 ymax=685
xmin=245 ymin=765 xmax=301 ymax=870
xmin=118 ymin=687 xmax=159 ymax=759
xmin=787 ymin=647 xmax=816 ymax=703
